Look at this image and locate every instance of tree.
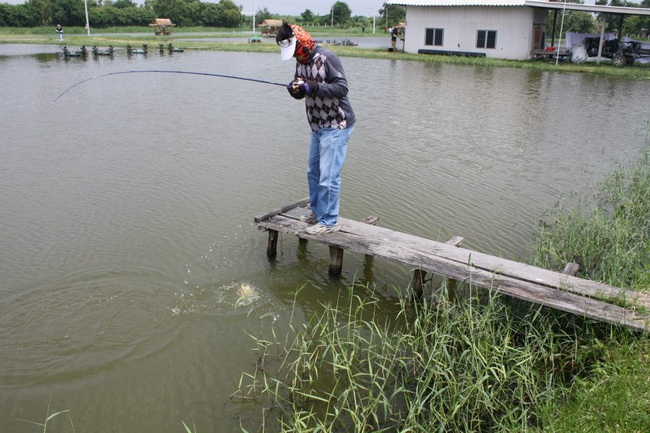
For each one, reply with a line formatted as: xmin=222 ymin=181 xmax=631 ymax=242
xmin=379 ymin=2 xmax=405 ymax=28
xmin=564 ymin=10 xmax=596 ymax=34
xmin=26 ymin=0 xmax=52 ymax=26
xmin=330 ymin=1 xmax=351 ymax=26
xmin=255 ymin=6 xmax=271 ymax=25
xmin=300 ymin=8 xmax=314 ymax=23
xmin=52 ymin=0 xmax=89 ymax=26
xmin=217 ymin=0 xmax=241 ymax=27
xmin=113 ymin=0 xmax=137 ymax=8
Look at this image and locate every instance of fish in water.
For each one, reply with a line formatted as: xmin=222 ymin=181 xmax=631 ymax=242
xmin=235 ymin=283 xmax=260 ymax=308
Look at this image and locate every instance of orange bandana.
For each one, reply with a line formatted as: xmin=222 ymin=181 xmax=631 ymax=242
xmin=291 ymin=24 xmax=315 ymax=64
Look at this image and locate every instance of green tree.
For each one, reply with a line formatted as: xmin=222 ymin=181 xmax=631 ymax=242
xmin=26 ymin=0 xmax=52 ymax=26
xmin=113 ymin=0 xmax=137 ymax=8
xmin=52 ymin=0 xmax=90 ymax=26
xmin=0 ymin=3 xmax=40 ymax=26
xmin=565 ymin=10 xmax=596 ymax=34
xmin=255 ymin=6 xmax=271 ymax=25
xmin=300 ymin=9 xmax=314 ymax=22
xmin=217 ymin=0 xmax=241 ymax=27
xmin=145 ymin=0 xmax=192 ymax=25
xmin=330 ymin=1 xmax=351 ymax=26
xmin=379 ymin=2 xmax=405 ymax=29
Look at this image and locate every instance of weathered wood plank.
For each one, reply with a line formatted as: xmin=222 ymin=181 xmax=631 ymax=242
xmin=305 ymin=217 xmax=650 ymax=309
xmin=255 ymin=214 xmax=650 ymax=332
xmin=254 ymin=197 xmax=309 ymax=223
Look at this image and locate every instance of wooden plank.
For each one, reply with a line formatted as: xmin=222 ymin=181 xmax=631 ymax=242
xmin=254 ymin=197 xmax=309 ymax=223
xmin=256 ymin=214 xmax=650 ymax=331
xmin=313 ymin=218 xmax=650 ymax=309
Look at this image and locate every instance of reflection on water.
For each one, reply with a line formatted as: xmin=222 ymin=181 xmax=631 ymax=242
xmin=1 ymin=44 xmax=648 ymax=432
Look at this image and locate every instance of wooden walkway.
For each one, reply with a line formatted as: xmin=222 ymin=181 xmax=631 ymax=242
xmin=254 ymin=198 xmax=650 ymax=333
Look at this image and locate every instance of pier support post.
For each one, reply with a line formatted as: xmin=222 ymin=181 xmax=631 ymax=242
xmin=329 ymin=246 xmax=344 ymax=276
xmin=412 ymin=269 xmax=427 ymax=299
xmin=266 ymin=229 xmax=279 ymax=259
xmin=445 ymin=236 xmax=465 ymax=302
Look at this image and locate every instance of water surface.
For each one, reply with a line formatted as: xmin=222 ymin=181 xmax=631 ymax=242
xmin=1 ymin=44 xmax=648 ymax=432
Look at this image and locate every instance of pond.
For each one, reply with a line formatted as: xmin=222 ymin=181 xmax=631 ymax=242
xmin=0 ymin=44 xmax=648 ymax=432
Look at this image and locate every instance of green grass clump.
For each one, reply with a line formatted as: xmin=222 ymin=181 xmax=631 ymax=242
xmin=532 ymin=131 xmax=650 ymax=291
xmin=234 ymin=285 xmax=623 ymax=432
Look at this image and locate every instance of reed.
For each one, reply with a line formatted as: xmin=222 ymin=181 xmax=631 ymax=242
xmin=532 ymin=130 xmax=650 ymax=291
xmin=233 ymin=283 xmax=621 ymax=432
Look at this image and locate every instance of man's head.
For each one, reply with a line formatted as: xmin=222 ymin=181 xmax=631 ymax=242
xmin=276 ymin=22 xmax=315 ymax=63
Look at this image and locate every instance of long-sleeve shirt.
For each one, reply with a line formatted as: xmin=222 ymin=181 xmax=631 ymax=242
xmin=293 ymin=45 xmax=356 ymax=132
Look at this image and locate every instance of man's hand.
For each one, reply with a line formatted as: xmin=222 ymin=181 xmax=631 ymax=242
xmin=287 ymin=78 xmax=319 ymax=97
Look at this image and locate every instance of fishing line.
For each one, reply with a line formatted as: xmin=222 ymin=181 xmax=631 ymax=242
xmin=53 ymin=69 xmax=287 ymax=102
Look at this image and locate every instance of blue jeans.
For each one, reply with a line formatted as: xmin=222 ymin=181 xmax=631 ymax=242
xmin=307 ymin=126 xmax=354 ymax=227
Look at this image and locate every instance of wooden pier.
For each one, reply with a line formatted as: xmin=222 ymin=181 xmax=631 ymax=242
xmin=254 ymin=199 xmax=650 ymax=333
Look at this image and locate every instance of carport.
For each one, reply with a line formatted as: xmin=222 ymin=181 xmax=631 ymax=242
xmin=525 ymin=0 xmax=650 ymax=63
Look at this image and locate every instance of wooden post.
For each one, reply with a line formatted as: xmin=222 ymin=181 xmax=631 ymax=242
xmin=412 ymin=269 xmax=427 ymax=299
xmin=329 ymin=246 xmax=344 ymax=276
xmin=266 ymin=229 xmax=279 ymax=259
xmin=562 ymin=262 xmax=580 ymax=276
xmin=327 ymin=216 xmax=378 ymax=277
xmin=445 ymin=236 xmax=465 ymax=303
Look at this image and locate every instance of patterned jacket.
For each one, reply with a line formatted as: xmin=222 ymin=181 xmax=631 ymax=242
xmin=293 ymin=45 xmax=356 ymax=132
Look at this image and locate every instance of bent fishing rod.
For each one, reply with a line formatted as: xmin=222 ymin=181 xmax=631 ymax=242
xmin=54 ymin=69 xmax=287 ymax=102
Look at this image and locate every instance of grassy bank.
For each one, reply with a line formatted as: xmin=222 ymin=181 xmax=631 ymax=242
xmin=1 ymin=27 xmax=649 ymax=80
xmin=232 ymin=136 xmax=650 ymax=432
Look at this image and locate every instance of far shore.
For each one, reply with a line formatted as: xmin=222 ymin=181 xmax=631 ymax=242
xmin=2 ymin=29 xmax=649 ymax=79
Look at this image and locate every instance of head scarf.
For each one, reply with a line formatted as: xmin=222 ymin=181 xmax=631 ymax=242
xmin=290 ymin=24 xmax=315 ymax=64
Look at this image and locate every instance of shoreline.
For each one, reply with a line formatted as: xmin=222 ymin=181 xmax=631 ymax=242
xmin=2 ymin=32 xmax=650 ymax=79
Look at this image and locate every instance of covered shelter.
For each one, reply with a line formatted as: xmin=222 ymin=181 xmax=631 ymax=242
xmin=257 ymin=19 xmax=283 ymax=37
xmin=387 ymin=0 xmax=650 ymax=60
xmin=149 ymin=18 xmax=175 ymax=36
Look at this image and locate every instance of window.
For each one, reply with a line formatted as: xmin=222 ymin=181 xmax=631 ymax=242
xmin=425 ymin=28 xmax=444 ymax=46
xmin=476 ymin=30 xmax=497 ymax=49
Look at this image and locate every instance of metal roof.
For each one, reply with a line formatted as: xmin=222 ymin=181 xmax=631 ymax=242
xmin=387 ymin=0 xmax=527 ymax=6
xmin=387 ymin=0 xmax=650 ymax=16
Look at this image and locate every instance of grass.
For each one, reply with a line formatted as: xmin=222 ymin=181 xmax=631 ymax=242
xmin=531 ymin=126 xmax=650 ymax=291
xmin=1 ymin=27 xmax=649 ymax=80
xmin=233 ymin=284 xmax=643 ymax=432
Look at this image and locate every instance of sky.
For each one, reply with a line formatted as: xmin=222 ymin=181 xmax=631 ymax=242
xmin=241 ymin=1 xmax=384 ymax=17
xmin=0 ymin=0 xmax=385 ymax=17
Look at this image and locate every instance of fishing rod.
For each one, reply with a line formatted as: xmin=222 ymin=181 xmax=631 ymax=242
xmin=53 ymin=69 xmax=287 ymax=102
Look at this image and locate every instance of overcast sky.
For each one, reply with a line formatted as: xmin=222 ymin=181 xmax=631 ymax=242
xmin=0 ymin=0 xmax=385 ymax=17
xmin=242 ymin=1 xmax=383 ymax=17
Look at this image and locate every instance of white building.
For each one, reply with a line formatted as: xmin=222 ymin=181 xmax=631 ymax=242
xmin=387 ymin=0 xmax=650 ymax=60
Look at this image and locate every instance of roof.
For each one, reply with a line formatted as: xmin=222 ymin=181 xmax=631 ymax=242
xmin=149 ymin=18 xmax=175 ymax=27
xmin=387 ymin=0 xmax=526 ymax=6
xmin=387 ymin=0 xmax=650 ymax=16
xmin=257 ymin=19 xmax=283 ymax=27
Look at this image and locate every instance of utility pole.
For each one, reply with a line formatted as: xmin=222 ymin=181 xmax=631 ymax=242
xmin=83 ymin=0 xmax=90 ymax=36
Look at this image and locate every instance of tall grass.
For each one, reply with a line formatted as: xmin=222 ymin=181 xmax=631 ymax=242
xmin=233 ymin=284 xmax=623 ymax=432
xmin=532 ymin=126 xmax=650 ymax=291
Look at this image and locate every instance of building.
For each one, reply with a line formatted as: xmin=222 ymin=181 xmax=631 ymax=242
xmin=149 ymin=18 xmax=175 ymax=36
xmin=387 ymin=0 xmax=650 ymax=60
xmin=257 ymin=19 xmax=284 ymax=37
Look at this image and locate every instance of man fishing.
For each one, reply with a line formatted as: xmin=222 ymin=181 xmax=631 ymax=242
xmin=276 ymin=22 xmax=355 ymax=235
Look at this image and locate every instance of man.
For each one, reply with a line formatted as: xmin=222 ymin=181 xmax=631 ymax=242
xmin=390 ymin=27 xmax=398 ymax=51
xmin=56 ymin=24 xmax=63 ymax=41
xmin=276 ymin=23 xmax=355 ymax=235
